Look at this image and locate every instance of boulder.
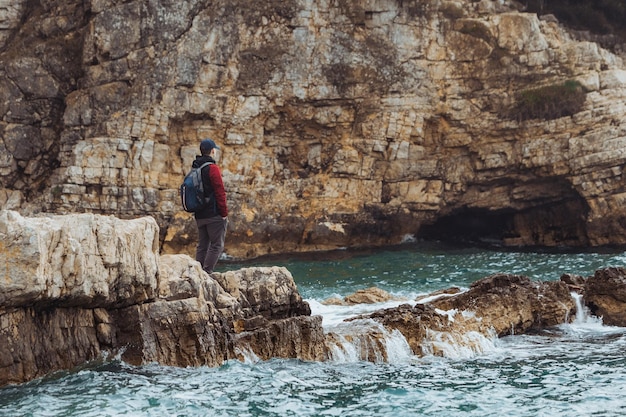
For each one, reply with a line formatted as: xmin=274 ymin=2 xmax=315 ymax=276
xmin=0 ymin=210 xmax=159 ymax=309
xmin=584 ymin=267 xmax=626 ymax=326
xmin=343 ymin=287 xmax=407 ymax=305
xmin=429 ymin=274 xmax=576 ymax=336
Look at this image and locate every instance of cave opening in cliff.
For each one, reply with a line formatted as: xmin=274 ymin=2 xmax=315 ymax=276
xmin=419 ymin=208 xmax=517 ymax=246
xmin=419 ymin=198 xmax=590 ymax=248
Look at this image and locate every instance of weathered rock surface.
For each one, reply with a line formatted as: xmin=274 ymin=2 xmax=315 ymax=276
xmin=0 ymin=209 xmax=159 ymax=309
xmin=323 ymin=286 xmax=407 ymax=305
xmin=584 ymin=267 xmax=626 ymax=326
xmin=352 ymin=275 xmax=575 ymax=356
xmin=0 ymin=1 xmax=625 ymax=259
xmin=0 ymin=210 xmax=326 ymax=386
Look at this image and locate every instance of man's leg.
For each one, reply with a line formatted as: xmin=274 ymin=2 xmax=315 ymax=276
xmin=202 ymin=216 xmax=227 ymax=273
xmin=195 ymin=218 xmax=211 ymax=266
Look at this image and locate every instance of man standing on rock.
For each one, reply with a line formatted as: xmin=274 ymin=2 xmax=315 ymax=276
xmin=194 ymin=138 xmax=228 ymax=274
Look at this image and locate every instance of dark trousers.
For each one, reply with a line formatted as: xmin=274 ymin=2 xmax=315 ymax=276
xmin=195 ymin=216 xmax=227 ymax=273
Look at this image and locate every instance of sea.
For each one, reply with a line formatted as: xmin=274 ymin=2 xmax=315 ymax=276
xmin=2 ymin=242 xmax=626 ymax=417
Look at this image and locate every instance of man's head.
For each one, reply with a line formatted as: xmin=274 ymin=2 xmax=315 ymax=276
xmin=200 ymin=138 xmax=220 ymax=155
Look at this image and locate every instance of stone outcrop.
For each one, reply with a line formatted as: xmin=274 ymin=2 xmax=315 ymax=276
xmin=429 ymin=274 xmax=576 ymax=336
xmin=353 ymin=274 xmax=576 ymax=356
xmin=583 ymin=267 xmax=626 ymax=326
xmin=0 ymin=210 xmax=326 ymax=386
xmin=0 ymin=1 xmax=625 ymax=259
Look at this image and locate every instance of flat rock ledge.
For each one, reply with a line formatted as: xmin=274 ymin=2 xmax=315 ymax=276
xmin=2 ymin=210 xmax=625 ymax=386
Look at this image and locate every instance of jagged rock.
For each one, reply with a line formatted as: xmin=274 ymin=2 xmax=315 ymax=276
xmin=212 ymin=266 xmax=312 ymax=319
xmin=0 ymin=1 xmax=625 ymax=258
xmin=429 ymin=274 xmax=576 ymax=336
xmin=584 ymin=267 xmax=626 ymax=326
xmin=560 ymin=273 xmax=586 ymax=293
xmin=0 ymin=211 xmax=326 ymax=386
xmin=357 ymin=273 xmax=577 ymax=356
xmin=356 ymin=303 xmax=455 ymax=357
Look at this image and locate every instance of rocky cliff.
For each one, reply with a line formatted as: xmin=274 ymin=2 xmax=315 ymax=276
xmin=3 ymin=211 xmax=626 ymax=386
xmin=0 ymin=210 xmax=326 ymax=386
xmin=0 ymin=0 xmax=625 ymax=258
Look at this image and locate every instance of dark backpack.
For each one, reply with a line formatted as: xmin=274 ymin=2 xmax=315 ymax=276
xmin=180 ymin=162 xmax=214 ymax=212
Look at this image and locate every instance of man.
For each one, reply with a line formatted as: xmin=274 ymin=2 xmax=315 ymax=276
xmin=193 ymin=138 xmax=228 ymax=274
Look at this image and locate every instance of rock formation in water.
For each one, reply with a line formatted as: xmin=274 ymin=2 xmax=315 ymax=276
xmin=1 ymin=1 xmax=626 ymax=259
xmin=357 ymin=273 xmax=576 ymax=356
xmin=2 ymin=211 xmax=626 ymax=386
xmin=0 ymin=210 xmax=326 ymax=386
xmin=323 ymin=286 xmax=408 ymax=305
xmin=583 ymin=267 xmax=626 ymax=326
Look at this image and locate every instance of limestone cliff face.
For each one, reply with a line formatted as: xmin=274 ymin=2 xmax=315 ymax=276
xmin=1 ymin=0 xmax=625 ymax=258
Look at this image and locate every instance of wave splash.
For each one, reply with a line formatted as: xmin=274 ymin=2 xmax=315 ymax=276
xmin=309 ymin=290 xmax=618 ymax=364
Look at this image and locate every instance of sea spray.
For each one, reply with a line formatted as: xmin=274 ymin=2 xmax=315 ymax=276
xmin=558 ymin=291 xmax=622 ymax=340
xmin=234 ymin=346 xmax=261 ymax=364
xmin=420 ymin=328 xmax=498 ymax=359
xmin=570 ymin=291 xmax=601 ymax=325
xmin=325 ymin=319 xmax=414 ymax=363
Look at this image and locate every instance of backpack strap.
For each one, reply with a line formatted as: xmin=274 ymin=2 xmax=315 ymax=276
xmin=199 ymin=161 xmax=215 ymax=207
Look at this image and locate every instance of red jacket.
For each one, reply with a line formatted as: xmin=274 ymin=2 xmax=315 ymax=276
xmin=193 ymin=156 xmax=228 ymax=219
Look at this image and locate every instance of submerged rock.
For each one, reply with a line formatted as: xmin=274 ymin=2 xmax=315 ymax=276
xmin=323 ymin=286 xmax=407 ymax=305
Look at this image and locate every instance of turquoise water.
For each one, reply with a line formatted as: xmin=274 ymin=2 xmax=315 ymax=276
xmin=2 ymin=243 xmax=626 ymax=416
xmin=235 ymin=243 xmax=626 ymax=300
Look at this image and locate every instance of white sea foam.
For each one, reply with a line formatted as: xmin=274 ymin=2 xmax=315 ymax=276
xmin=325 ymin=319 xmax=415 ymax=364
xmin=420 ymin=328 xmax=498 ymax=359
xmin=234 ymin=346 xmax=261 ymax=364
xmin=558 ymin=292 xmax=626 ymax=339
